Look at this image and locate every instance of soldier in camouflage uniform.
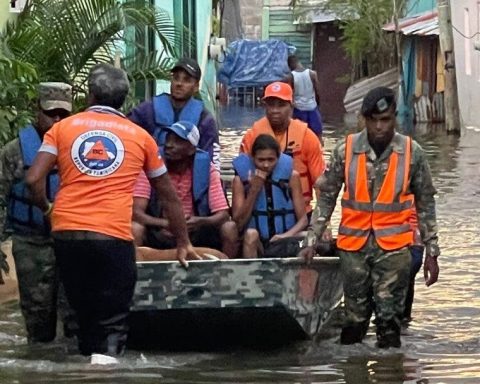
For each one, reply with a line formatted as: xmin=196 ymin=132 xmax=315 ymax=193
xmin=299 ymin=87 xmax=440 ymax=348
xmin=0 ymin=82 xmax=75 ymax=343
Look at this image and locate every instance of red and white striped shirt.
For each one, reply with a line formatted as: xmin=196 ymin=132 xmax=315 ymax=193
xmin=133 ymin=164 xmax=228 ymax=216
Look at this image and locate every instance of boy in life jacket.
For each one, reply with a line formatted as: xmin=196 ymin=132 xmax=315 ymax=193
xmin=232 ymin=134 xmax=308 ymax=258
xmin=127 ymin=58 xmax=221 ymax=170
xmin=0 ymin=82 xmax=76 ymax=342
xmin=132 ymin=121 xmax=238 ymax=258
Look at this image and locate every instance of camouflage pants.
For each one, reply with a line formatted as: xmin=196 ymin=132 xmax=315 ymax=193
xmin=338 ymin=241 xmax=411 ymax=329
xmin=12 ymin=235 xmax=76 ymax=343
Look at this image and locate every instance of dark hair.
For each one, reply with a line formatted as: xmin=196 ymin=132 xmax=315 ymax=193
xmin=287 ymin=55 xmax=299 ymax=69
xmin=88 ymin=63 xmax=129 ymax=109
xmin=252 ymin=134 xmax=280 ymax=157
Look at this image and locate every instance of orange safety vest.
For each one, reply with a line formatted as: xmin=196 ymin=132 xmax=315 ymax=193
xmin=337 ymin=132 xmax=414 ymax=251
xmin=251 ymin=117 xmax=312 ymax=208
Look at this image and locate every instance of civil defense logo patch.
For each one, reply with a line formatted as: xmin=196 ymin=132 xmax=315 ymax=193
xmin=71 ymin=130 xmax=125 ymax=177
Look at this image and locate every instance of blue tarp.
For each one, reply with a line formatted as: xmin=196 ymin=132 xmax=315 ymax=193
xmin=218 ymin=39 xmax=294 ymax=88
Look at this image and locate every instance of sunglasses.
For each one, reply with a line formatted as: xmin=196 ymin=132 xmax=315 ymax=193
xmin=42 ymin=109 xmax=70 ymax=119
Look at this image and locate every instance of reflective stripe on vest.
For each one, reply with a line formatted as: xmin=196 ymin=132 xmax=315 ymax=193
xmin=337 ymin=132 xmax=414 ymax=251
xmin=232 ymin=153 xmax=296 ymax=240
xmin=6 ymin=126 xmax=59 ymax=236
xmin=152 ymin=94 xmax=203 ymax=148
xmin=250 ymin=117 xmax=312 ymax=209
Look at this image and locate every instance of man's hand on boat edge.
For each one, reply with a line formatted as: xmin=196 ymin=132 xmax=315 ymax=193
xmin=176 ymin=243 xmax=202 ymax=268
xmin=298 ymin=246 xmax=315 ymax=265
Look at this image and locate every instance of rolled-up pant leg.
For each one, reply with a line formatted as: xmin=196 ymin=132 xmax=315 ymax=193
xmin=12 ymin=235 xmax=58 ymax=343
xmin=55 ymin=238 xmax=136 ymax=356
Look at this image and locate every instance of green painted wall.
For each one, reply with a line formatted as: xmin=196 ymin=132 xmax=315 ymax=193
xmin=406 ymin=0 xmax=435 ymax=16
xmin=268 ymin=9 xmax=311 ymax=67
xmin=0 ymin=3 xmax=16 ymax=31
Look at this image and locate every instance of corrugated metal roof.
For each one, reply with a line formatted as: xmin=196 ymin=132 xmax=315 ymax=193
xmin=383 ymin=11 xmax=438 ymax=36
xmin=343 ymin=68 xmax=399 ymax=113
xmin=293 ymin=9 xmax=340 ymax=24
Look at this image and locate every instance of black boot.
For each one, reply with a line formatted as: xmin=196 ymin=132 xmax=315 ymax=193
xmin=340 ymin=321 xmax=369 ymax=345
xmin=376 ymin=319 xmax=401 ymax=348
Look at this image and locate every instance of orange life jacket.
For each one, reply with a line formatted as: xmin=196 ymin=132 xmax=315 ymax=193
xmin=337 ymin=132 xmax=414 ymax=251
xmin=251 ymin=117 xmax=313 ymax=209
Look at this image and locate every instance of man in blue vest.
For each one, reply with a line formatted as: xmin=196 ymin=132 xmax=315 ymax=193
xmin=0 ymin=82 xmax=75 ymax=343
xmin=131 ymin=121 xmax=237 ymax=258
xmin=128 ymin=58 xmax=221 ymax=170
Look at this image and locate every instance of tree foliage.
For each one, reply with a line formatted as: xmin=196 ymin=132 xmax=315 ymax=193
xmin=0 ymin=0 xmax=181 ymax=145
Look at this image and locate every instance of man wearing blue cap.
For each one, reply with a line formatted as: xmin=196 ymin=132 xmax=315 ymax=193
xmin=132 ymin=121 xmax=237 ymax=258
xmin=299 ymin=86 xmax=440 ymax=348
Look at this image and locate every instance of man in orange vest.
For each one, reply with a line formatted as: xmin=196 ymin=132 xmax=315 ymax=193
xmin=240 ymin=81 xmax=324 ymax=217
xmin=299 ymin=87 xmax=440 ymax=348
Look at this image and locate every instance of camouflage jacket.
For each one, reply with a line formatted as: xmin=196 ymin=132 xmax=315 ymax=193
xmin=306 ymin=129 xmax=439 ymax=250
xmin=0 ymin=138 xmax=25 ymax=239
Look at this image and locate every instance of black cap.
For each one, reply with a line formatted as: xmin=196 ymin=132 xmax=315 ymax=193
xmin=171 ymin=58 xmax=201 ymax=80
xmin=361 ymin=86 xmax=396 ymax=117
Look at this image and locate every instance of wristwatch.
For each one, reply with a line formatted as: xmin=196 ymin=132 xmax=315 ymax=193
xmin=425 ymin=243 xmax=440 ymax=258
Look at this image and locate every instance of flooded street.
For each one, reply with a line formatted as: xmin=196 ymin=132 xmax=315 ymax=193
xmin=1 ymin=106 xmax=479 ymax=383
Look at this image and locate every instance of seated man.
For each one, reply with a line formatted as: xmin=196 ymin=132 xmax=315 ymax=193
xmin=232 ymin=134 xmax=308 ymax=258
xmin=132 ymin=121 xmax=237 ymax=258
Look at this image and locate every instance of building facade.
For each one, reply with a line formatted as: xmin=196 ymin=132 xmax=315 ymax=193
xmin=451 ymin=1 xmax=480 ymax=129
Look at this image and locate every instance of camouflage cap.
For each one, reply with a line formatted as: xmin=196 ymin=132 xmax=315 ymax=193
xmin=39 ymin=82 xmax=72 ymax=112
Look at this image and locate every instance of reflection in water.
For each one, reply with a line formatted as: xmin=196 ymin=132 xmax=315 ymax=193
xmin=0 ymin=106 xmax=479 ymax=383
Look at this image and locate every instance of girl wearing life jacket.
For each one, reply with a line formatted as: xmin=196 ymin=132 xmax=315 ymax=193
xmin=232 ymin=134 xmax=308 ymax=258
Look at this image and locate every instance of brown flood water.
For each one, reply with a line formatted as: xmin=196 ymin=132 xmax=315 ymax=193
xmin=0 ymin=106 xmax=479 ymax=383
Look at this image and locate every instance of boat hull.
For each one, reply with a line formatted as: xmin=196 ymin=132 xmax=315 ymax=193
xmin=129 ymin=257 xmax=343 ymax=348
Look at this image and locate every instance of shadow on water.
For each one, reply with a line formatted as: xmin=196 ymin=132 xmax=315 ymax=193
xmin=1 ymin=105 xmax=480 ymax=383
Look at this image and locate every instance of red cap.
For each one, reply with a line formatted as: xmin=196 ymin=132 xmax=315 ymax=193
xmin=262 ymin=82 xmax=293 ymax=102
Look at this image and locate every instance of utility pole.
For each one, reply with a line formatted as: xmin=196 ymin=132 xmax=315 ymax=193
xmin=437 ymin=0 xmax=461 ymax=134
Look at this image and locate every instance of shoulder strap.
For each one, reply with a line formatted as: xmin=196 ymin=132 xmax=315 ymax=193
xmin=152 ymin=93 xmax=175 ymax=127
xmin=192 ymin=149 xmax=211 ymax=216
xmin=19 ymin=125 xmax=42 ymax=167
xmin=232 ymin=153 xmax=255 ymax=182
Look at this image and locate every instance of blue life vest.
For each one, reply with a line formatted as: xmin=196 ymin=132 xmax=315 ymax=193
xmin=6 ymin=125 xmax=59 ymax=236
xmin=148 ymin=149 xmax=211 ymax=217
xmin=232 ymin=153 xmax=296 ymax=240
xmin=152 ymin=93 xmax=204 ymax=148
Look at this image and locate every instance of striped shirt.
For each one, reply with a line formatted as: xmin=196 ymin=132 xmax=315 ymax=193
xmin=133 ymin=165 xmax=228 ymax=216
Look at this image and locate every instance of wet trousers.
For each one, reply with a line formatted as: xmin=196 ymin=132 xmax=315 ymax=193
xmin=54 ymin=238 xmax=136 ymax=356
xmin=338 ymin=241 xmax=411 ymax=345
xmin=12 ymin=235 xmax=76 ymax=343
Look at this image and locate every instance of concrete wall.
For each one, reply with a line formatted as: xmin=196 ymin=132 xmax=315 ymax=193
xmin=240 ymin=0 xmax=263 ymax=39
xmin=451 ymin=0 xmax=480 ymax=129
